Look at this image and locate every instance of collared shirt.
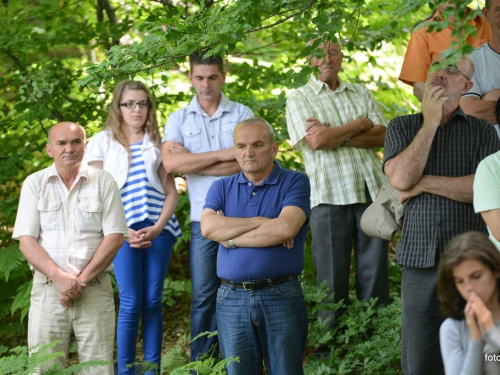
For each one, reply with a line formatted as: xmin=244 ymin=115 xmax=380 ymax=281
xmin=12 ymin=163 xmax=128 ymax=274
xmin=163 ymin=93 xmax=253 ymax=221
xmin=286 ymin=75 xmax=388 ymax=208
xmin=399 ymin=8 xmax=491 ymax=86
xmin=383 ymin=107 xmax=500 ymax=268
xmin=204 ymin=162 xmax=311 ymax=281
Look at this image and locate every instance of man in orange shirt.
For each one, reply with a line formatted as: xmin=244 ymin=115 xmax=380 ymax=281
xmin=399 ymin=2 xmax=491 ymax=101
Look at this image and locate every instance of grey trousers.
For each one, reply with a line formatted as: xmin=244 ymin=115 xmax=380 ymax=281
xmin=311 ymin=197 xmax=389 ymax=329
xmin=401 ymin=266 xmax=444 ymax=375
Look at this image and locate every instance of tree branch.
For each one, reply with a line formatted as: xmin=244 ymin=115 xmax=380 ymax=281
xmin=245 ymin=0 xmax=316 ymax=34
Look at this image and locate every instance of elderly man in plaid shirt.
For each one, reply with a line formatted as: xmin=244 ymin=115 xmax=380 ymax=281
xmin=286 ymin=38 xmax=389 ymax=354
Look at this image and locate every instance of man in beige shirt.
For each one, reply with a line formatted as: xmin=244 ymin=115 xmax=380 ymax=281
xmin=13 ymin=122 xmax=128 ymax=374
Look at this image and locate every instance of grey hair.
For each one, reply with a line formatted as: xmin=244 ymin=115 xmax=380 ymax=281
xmin=234 ymin=117 xmax=275 ymax=143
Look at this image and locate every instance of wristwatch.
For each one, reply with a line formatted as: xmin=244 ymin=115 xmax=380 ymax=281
xmin=343 ymin=138 xmax=351 ymax=147
xmin=229 ymin=239 xmax=237 ymax=248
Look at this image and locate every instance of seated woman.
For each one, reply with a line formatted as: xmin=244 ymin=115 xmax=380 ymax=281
xmin=438 ymin=231 xmax=500 ymax=374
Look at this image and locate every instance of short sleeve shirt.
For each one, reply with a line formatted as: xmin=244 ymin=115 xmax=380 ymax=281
xmin=383 ymin=107 xmax=500 ymax=267
xmin=163 ymin=93 xmax=253 ymax=221
xmin=474 ymin=151 xmax=500 ymax=251
xmin=462 ymin=43 xmax=500 ymax=104
xmin=203 ymin=162 xmax=311 ymax=281
xmin=286 ymin=75 xmax=388 ymax=208
xmin=399 ymin=9 xmax=491 ymax=86
xmin=12 ymin=164 xmax=128 ymax=274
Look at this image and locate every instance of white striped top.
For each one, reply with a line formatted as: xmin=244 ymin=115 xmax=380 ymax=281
xmin=121 ymin=141 xmax=182 ymax=238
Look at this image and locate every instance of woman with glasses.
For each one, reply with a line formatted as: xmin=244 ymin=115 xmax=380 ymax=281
xmin=86 ymin=80 xmax=181 ymax=374
xmin=438 ymin=232 xmax=500 ymax=374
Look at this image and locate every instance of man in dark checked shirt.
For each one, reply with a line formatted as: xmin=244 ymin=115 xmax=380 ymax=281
xmin=384 ymin=51 xmax=500 ymax=375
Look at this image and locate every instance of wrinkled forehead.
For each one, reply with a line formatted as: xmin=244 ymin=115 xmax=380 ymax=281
xmin=49 ymin=123 xmax=86 ymax=143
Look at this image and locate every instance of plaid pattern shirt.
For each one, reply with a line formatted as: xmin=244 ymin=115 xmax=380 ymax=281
xmin=286 ymin=75 xmax=388 ymax=208
xmin=383 ymin=107 xmax=500 ymax=268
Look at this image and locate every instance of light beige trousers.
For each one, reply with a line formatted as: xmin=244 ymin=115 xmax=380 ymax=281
xmin=28 ymin=271 xmax=115 ymax=375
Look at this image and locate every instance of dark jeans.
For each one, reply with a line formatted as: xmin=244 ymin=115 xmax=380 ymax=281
xmin=310 ymin=196 xmax=389 ymax=329
xmin=401 ymin=266 xmax=444 ymax=375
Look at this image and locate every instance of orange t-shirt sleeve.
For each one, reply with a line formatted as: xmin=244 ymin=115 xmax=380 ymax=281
xmin=399 ymin=28 xmax=433 ymax=86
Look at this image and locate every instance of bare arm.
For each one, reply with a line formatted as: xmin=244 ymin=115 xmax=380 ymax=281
xmin=197 ymin=161 xmax=241 ymax=176
xmin=304 ymin=117 xmax=374 ymax=150
xmin=19 ymin=235 xmax=85 ymax=299
xmin=385 ymin=85 xmax=448 ymax=191
xmin=460 ymin=96 xmax=498 ymax=124
xmin=162 ymin=141 xmax=236 ymax=175
xmin=480 ymin=210 xmax=500 ymax=242
xmin=398 ymin=175 xmax=474 ymax=204
xmin=77 ymin=233 xmax=123 ymax=284
xmin=135 ymin=167 xmax=179 ymax=242
xmin=229 ymin=206 xmax=307 ymax=248
xmin=412 ymin=82 xmax=425 ymax=102
xmin=349 ymin=125 xmax=386 ymax=148
xmin=88 ymin=161 xmax=103 ymax=169
xmin=201 ymin=208 xmax=270 ymax=241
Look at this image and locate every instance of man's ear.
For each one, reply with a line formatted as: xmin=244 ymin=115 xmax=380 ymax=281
xmin=462 ymin=80 xmax=474 ymax=95
xmin=45 ymin=143 xmax=53 ymax=158
xmin=483 ymin=7 xmax=489 ymax=21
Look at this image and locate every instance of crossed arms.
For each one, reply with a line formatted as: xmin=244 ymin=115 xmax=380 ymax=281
xmin=200 ymin=206 xmax=307 ymax=249
xmin=461 ymin=89 xmax=500 ymax=125
xmin=162 ymin=141 xmax=240 ymax=176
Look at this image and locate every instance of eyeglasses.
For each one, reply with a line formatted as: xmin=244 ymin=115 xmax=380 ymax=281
xmin=119 ymin=101 xmax=149 ymax=109
xmin=429 ymin=62 xmax=470 ymax=81
xmin=325 ymin=49 xmax=341 ymax=57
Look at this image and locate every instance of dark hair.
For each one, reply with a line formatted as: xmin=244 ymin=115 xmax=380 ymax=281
xmin=411 ymin=9 xmax=437 ymax=31
xmin=486 ymin=0 xmax=491 ymax=10
xmin=438 ymin=232 xmax=500 ymax=319
xmin=189 ymin=51 xmax=224 ymax=74
xmin=496 ymin=97 xmax=500 ymax=125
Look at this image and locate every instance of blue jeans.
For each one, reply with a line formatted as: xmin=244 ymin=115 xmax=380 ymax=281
xmin=114 ymin=220 xmax=174 ymax=375
xmin=189 ymin=221 xmax=219 ymax=361
xmin=216 ymin=279 xmax=308 ymax=375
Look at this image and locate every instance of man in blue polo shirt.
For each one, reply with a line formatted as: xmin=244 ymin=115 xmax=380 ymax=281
xmin=200 ymin=117 xmax=311 ymax=374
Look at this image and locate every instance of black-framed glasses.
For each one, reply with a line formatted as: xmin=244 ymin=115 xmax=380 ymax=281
xmin=119 ymin=101 xmax=149 ymax=109
xmin=429 ymin=62 xmax=470 ymax=81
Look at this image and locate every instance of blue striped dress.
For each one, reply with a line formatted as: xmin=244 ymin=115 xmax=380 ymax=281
xmin=120 ymin=141 xmax=182 ymax=239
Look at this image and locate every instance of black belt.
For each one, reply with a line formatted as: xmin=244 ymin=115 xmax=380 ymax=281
xmin=220 ymin=274 xmax=297 ymax=290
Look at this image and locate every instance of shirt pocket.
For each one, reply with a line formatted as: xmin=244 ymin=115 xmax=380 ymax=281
xmin=77 ymin=197 xmax=103 ymax=233
xmin=220 ymin=124 xmax=236 ymax=149
xmin=37 ymin=199 xmax=61 ymax=231
xmin=181 ymin=125 xmax=202 ymax=152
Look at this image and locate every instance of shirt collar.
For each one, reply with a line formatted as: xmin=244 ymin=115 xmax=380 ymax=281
xmin=187 ymin=92 xmax=231 ymax=116
xmin=237 ymin=161 xmax=281 ymax=186
xmin=309 ymin=75 xmax=351 ymax=95
xmin=46 ymin=162 xmax=88 ymax=184
xmin=418 ymin=105 xmax=468 ymax=124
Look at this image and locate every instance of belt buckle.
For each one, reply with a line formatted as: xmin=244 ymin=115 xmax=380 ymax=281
xmin=242 ymin=282 xmax=253 ymax=290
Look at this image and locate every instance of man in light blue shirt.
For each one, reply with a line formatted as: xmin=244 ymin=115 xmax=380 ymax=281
xmin=162 ymin=52 xmax=253 ymax=360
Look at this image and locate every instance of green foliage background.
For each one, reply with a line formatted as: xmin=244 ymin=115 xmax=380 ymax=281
xmin=0 ymin=0 xmax=485 ymax=371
